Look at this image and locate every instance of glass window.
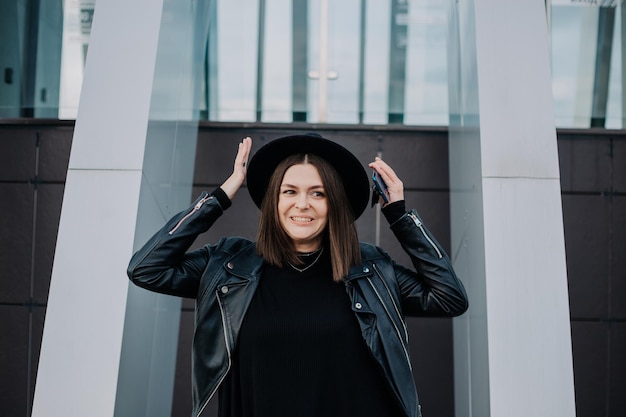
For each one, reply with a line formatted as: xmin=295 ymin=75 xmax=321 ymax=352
xmin=0 ymin=0 xmax=66 ymax=118
xmin=404 ymin=0 xmax=449 ymax=126
xmin=604 ymin=2 xmax=623 ymax=129
xmin=325 ymin=0 xmax=362 ymax=124
xmin=214 ymin=0 xmax=260 ymax=122
xmin=550 ymin=1 xmax=623 ymax=129
xmin=1 ymin=0 xmax=623 ymax=129
xmin=260 ymin=0 xmax=293 ymax=123
xmin=59 ymin=0 xmax=94 ymax=119
xmin=362 ymin=0 xmax=392 ymax=125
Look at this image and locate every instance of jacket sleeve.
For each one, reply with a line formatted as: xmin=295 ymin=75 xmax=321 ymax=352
xmin=387 ymin=209 xmax=468 ymax=317
xmin=127 ymin=192 xmax=225 ymax=299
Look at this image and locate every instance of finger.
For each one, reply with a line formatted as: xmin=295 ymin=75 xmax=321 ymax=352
xmin=235 ymin=137 xmax=252 ymax=169
xmin=369 ymin=158 xmax=398 ymax=184
xmin=369 ymin=158 xmax=404 ymax=204
xmin=242 ymin=137 xmax=252 ymax=164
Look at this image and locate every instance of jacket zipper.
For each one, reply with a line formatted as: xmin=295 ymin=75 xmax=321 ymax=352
xmin=196 ymin=292 xmax=232 ymax=417
xmin=408 ymin=212 xmax=442 ymax=259
xmin=372 ymin=263 xmax=409 ymax=344
xmin=366 ymin=277 xmax=412 ymax=370
xmin=169 ymin=193 xmax=213 ymax=235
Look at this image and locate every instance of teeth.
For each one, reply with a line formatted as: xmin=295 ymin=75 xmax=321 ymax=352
xmin=291 ymin=217 xmax=312 ymax=222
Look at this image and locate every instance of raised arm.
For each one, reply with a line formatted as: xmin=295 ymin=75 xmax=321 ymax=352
xmin=220 ymin=137 xmax=252 ymax=200
xmin=127 ymin=137 xmax=253 ymax=298
xmin=369 ymin=157 xmax=468 ymax=317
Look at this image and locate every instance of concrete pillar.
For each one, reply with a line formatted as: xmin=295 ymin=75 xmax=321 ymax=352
xmin=32 ymin=0 xmax=210 ymax=416
xmin=448 ymin=1 xmax=576 ymax=416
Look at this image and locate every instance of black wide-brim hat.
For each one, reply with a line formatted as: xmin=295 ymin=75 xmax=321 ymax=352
xmin=247 ymin=133 xmax=370 ymax=220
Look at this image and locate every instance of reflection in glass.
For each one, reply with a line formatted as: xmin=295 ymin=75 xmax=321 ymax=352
xmin=59 ymin=0 xmax=94 ymax=119
xmin=260 ymin=0 xmax=293 ymax=123
xmin=551 ymin=2 xmax=623 ymax=129
xmin=0 ymin=0 xmax=64 ymax=118
xmin=404 ymin=0 xmax=449 ymax=126
xmin=604 ymin=2 xmax=623 ymax=129
xmin=214 ymin=0 xmax=259 ymax=122
xmin=0 ymin=0 xmax=623 ymax=129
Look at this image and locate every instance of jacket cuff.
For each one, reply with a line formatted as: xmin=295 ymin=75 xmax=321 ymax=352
xmin=382 ymin=200 xmax=406 ymax=224
xmin=211 ymin=187 xmax=232 ymax=210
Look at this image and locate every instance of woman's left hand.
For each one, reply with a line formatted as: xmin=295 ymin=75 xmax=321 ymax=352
xmin=369 ymin=157 xmax=404 ymax=206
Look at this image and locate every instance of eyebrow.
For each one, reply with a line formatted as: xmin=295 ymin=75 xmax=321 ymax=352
xmin=280 ymin=183 xmax=325 ymax=190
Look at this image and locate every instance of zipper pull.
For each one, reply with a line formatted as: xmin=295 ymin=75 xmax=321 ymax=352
xmin=168 ymin=194 xmax=213 ymax=235
xmin=408 ymin=211 xmax=422 ymax=226
xmin=194 ymin=194 xmax=212 ymax=210
xmin=408 ymin=211 xmax=442 ymax=259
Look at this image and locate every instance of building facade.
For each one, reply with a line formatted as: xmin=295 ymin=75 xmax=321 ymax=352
xmin=1 ymin=1 xmax=624 ymax=416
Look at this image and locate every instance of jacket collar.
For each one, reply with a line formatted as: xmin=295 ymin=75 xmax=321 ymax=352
xmin=345 ymin=263 xmax=374 ymax=282
xmin=345 ymin=242 xmax=381 ymax=282
xmin=220 ymin=240 xmax=380 ymax=282
xmin=222 ymin=241 xmax=264 ymax=280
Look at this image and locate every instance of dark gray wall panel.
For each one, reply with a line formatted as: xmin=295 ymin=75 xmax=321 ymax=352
xmin=172 ymin=310 xmax=194 ymax=417
xmin=571 ymin=321 xmax=608 ymax=417
xmin=38 ymin=127 xmax=72 ymax=182
xmin=0 ymin=128 xmax=36 ymax=181
xmin=613 ymin=137 xmax=626 ymax=193
xmin=33 ymin=183 xmax=64 ymax=304
xmin=0 ymin=305 xmax=30 ymax=417
xmin=558 ymin=134 xmax=613 ymax=193
xmin=562 ymin=194 xmax=610 ymax=319
xmin=611 ymin=196 xmax=626 ymax=319
xmin=0 ymin=183 xmax=34 ymax=303
xmin=29 ymin=306 xmax=45 ymax=413
xmin=406 ymin=317 xmax=454 ymax=417
xmin=609 ymin=322 xmax=626 ymax=417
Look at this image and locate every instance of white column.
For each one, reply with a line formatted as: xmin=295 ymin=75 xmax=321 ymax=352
xmin=448 ymin=1 xmax=576 ymax=417
xmin=32 ymin=0 xmax=208 ymax=415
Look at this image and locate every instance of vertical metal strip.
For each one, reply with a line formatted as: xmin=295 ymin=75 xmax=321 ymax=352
xmin=292 ymin=0 xmax=308 ymax=121
xmin=22 ymin=0 xmax=42 ymax=117
xmin=318 ymin=0 xmax=330 ymax=123
xmin=358 ymin=0 xmax=367 ymax=124
xmin=591 ymin=7 xmax=616 ymax=128
xmin=622 ymin=2 xmax=626 ymax=128
xmin=205 ymin=0 xmax=219 ymax=120
xmin=256 ymin=0 xmax=267 ymax=122
xmin=387 ymin=0 xmax=408 ymax=124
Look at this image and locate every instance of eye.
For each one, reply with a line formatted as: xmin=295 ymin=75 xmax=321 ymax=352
xmin=282 ymin=189 xmax=296 ymax=195
xmin=311 ymin=190 xmax=326 ymax=198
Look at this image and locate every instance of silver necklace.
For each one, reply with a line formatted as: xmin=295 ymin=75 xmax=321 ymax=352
xmin=287 ymin=248 xmax=324 ymax=273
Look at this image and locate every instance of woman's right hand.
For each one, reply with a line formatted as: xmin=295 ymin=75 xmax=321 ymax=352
xmin=220 ymin=137 xmax=252 ymax=200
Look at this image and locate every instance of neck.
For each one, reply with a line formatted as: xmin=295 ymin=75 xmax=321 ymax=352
xmin=297 ymin=247 xmax=323 ymax=256
xmin=293 ymin=242 xmax=322 ymax=253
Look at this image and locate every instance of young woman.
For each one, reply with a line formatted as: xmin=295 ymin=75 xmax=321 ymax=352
xmin=128 ymin=134 xmax=468 ymax=417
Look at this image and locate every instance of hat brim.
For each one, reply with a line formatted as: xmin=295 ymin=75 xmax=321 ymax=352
xmin=247 ymin=134 xmax=370 ymax=220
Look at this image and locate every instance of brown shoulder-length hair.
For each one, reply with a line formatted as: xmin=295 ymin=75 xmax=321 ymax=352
xmin=256 ymin=153 xmax=361 ymax=282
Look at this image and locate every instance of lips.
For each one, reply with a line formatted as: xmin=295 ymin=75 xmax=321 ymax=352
xmin=290 ymin=216 xmax=313 ymax=223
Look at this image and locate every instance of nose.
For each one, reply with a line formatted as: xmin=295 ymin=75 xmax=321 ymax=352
xmin=295 ymin=193 xmax=310 ymax=209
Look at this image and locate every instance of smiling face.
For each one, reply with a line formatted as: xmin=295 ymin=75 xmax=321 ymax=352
xmin=277 ymin=163 xmax=329 ymax=252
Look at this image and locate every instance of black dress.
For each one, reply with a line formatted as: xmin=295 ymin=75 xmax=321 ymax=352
xmin=218 ymin=248 xmax=405 ymax=417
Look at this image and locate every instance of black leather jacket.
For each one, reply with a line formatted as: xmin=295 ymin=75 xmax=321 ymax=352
xmin=128 ymin=192 xmax=468 ymax=417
